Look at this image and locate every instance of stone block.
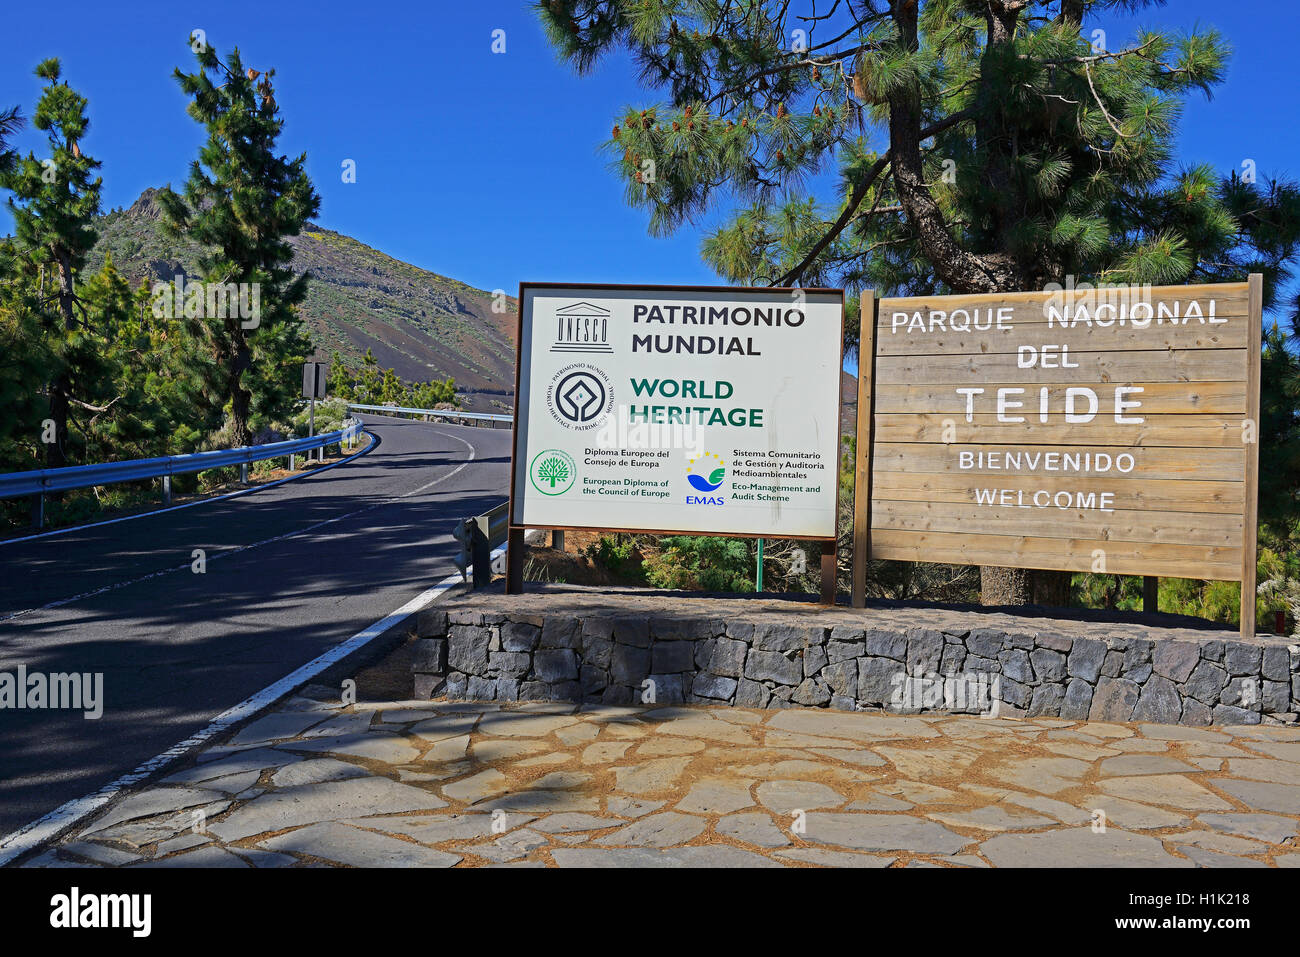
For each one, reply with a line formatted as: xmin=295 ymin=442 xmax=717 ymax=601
xmin=998 ymin=649 xmax=1034 ymax=685
xmin=821 ymin=661 xmax=857 ymax=698
xmin=745 ymin=650 xmax=803 ymax=686
xmin=1224 ymin=642 xmax=1262 ymax=677
xmin=651 ymin=641 xmax=694 ymax=674
xmin=863 ymin=629 xmax=907 ymax=661
xmin=534 ymin=649 xmax=579 ymax=683
xmin=858 ymin=656 xmax=902 ymax=707
xmin=1027 ymin=683 xmax=1065 ymax=717
xmin=1183 ymin=660 xmax=1227 ymax=704
xmin=1089 ymin=676 xmax=1140 ymax=721
xmin=448 ymin=626 xmax=491 ymax=675
xmin=1060 ymin=678 xmax=1093 ymax=720
xmin=613 ymin=617 xmax=650 ymax=647
xmin=583 ymin=636 xmax=613 ymax=670
xmin=1261 ymin=646 xmax=1290 ymax=682
xmin=1132 ymin=674 xmax=1181 ymax=724
xmin=1212 ymin=704 xmax=1260 ymax=725
xmin=803 ymin=644 xmax=828 ymax=678
xmin=1030 ymin=648 xmax=1068 ymax=683
xmin=415 ymin=609 xmax=448 ymax=638
xmin=540 ymin=617 xmax=581 ymax=649
xmin=610 ymin=645 xmax=651 ymax=686
xmin=734 ymin=678 xmax=770 ymax=708
xmin=906 ymin=628 xmax=945 ymax=674
xmin=966 ymin=629 xmax=1005 ymax=659
xmin=1066 ymin=638 xmax=1106 ymax=683
xmin=487 ymin=651 xmax=530 ymax=678
xmin=500 ymin=621 xmax=540 ymax=653
xmin=792 ymin=678 xmax=832 ymax=707
xmin=708 ymin=637 xmax=748 ymax=678
xmin=1152 ymin=640 xmax=1199 ymax=683
xmin=647 ymin=674 xmax=685 ymax=704
xmin=411 ymin=638 xmax=447 ymax=674
xmin=692 ymin=673 xmax=738 ymax=701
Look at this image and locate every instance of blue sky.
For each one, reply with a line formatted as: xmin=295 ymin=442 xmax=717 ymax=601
xmin=2 ymin=0 xmax=1297 ymax=302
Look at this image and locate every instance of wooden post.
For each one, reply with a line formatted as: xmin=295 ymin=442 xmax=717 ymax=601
xmin=1240 ymin=272 xmax=1263 ymax=638
xmin=852 ymin=290 xmax=879 ymax=608
xmin=552 ymin=530 xmax=565 ymax=552
xmin=1142 ymin=576 xmax=1158 ymax=614
xmin=820 ymin=539 xmax=837 ymax=606
xmin=505 ymin=526 xmax=526 ymax=594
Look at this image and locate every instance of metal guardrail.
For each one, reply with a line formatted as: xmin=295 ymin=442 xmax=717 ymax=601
xmin=1 ymin=419 xmax=366 ymax=528
xmin=452 ymin=501 xmax=509 ymax=586
xmin=348 ymin=403 xmax=512 ymax=427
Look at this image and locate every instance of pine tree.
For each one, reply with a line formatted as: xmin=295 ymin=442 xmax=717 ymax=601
xmin=158 ymin=40 xmax=320 ymax=447
xmin=541 ymin=0 xmax=1300 ymax=607
xmin=1 ymin=59 xmax=103 ymax=469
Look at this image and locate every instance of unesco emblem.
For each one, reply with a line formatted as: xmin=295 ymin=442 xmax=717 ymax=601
xmin=546 ymin=362 xmax=614 ymax=430
xmin=551 ymin=302 xmax=613 ymax=354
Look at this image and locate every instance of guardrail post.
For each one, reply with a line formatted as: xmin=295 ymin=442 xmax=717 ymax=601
xmin=31 ymin=493 xmax=44 ymax=530
xmin=289 ymin=452 xmax=295 ymax=471
xmin=162 ymin=474 xmax=171 ymax=506
xmin=240 ymin=463 xmax=248 ymax=484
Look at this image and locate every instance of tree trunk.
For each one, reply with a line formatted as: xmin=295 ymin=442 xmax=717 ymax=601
xmin=46 ymin=250 xmax=78 ymax=469
xmin=980 ymin=566 xmax=1072 ymax=608
xmin=229 ymin=325 xmax=253 ymax=446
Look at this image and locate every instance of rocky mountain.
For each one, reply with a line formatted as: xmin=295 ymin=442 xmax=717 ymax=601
xmin=85 ymin=188 xmax=517 ymax=412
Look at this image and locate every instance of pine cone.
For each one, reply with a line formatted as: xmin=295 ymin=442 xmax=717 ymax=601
xmin=672 ymin=121 xmax=680 ymax=131
xmin=776 ymin=103 xmax=787 ymax=118
xmin=684 ymin=105 xmax=693 ymax=118
xmin=776 ymin=149 xmax=785 ymax=163
xmin=612 ymin=125 xmax=621 ymax=138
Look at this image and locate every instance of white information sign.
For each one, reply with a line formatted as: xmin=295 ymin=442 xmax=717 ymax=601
xmin=510 ymin=283 xmax=845 ymax=540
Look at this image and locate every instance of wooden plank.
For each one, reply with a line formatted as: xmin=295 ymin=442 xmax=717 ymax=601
xmin=872 ymin=442 xmax=1245 ymax=481
xmin=875 ymin=317 xmax=1246 ymax=356
xmin=873 ymin=413 xmax=1244 ymax=448
xmin=821 ymin=539 xmax=837 ymax=605
xmin=871 ymin=500 xmax=1242 ymax=547
xmin=875 ymin=381 xmax=1246 ymax=415
xmin=1241 ymin=274 xmax=1263 ymax=637
xmin=878 ymin=281 xmax=1250 ymax=320
xmin=872 ymin=472 xmax=1244 ymax=513
xmin=876 ymin=349 xmax=1246 ymax=385
xmin=852 ymin=291 xmax=878 ymax=609
xmin=870 ymin=528 xmax=1242 ymax=580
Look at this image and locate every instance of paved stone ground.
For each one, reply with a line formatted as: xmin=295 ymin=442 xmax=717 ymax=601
xmin=22 ymin=688 xmax=1300 ymax=868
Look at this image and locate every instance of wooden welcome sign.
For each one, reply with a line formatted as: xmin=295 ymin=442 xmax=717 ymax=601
xmin=851 ymin=275 xmax=1263 ymax=636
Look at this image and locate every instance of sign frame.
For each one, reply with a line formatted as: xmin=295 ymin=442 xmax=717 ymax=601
xmin=851 ymin=275 xmax=1263 ymax=637
xmin=506 ymin=281 xmax=848 ymax=602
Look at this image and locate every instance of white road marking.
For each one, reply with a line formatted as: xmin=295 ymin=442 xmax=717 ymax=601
xmin=0 ymin=545 xmax=504 ymax=867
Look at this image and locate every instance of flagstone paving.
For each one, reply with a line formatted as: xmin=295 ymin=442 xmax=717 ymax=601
xmin=20 ymin=689 xmax=1300 ymax=868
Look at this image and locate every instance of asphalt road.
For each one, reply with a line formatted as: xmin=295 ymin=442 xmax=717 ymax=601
xmin=0 ymin=414 xmax=511 ymax=838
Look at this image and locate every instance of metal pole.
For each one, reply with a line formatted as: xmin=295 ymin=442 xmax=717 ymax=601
xmin=31 ymin=493 xmax=44 ymax=530
xmin=756 ymin=538 xmax=764 ymax=592
xmin=162 ymin=474 xmax=171 ymax=505
xmin=309 ymin=397 xmax=316 ymax=462
xmin=289 ymin=453 xmax=295 ymax=471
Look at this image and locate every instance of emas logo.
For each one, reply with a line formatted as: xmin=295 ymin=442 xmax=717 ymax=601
xmin=685 ymin=452 xmax=726 ymax=505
